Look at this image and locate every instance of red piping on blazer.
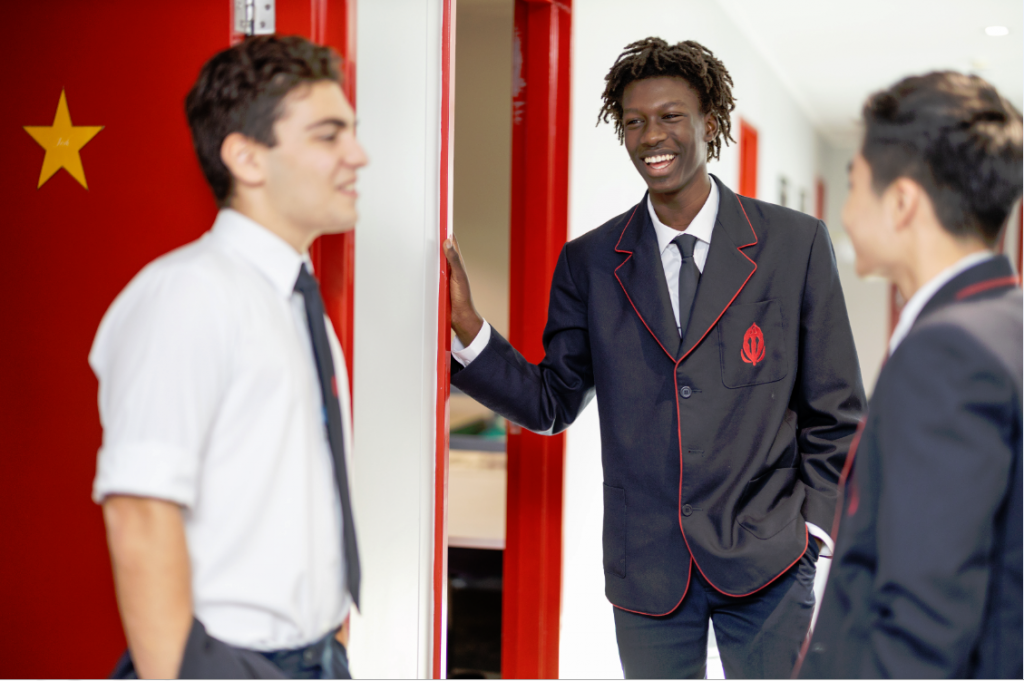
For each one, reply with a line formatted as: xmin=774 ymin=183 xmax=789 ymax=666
xmin=614 ymin=202 xmax=676 ymax=362
xmin=612 ymin=559 xmax=693 ymax=617
xmin=831 ymin=417 xmax=866 ymax=540
xmin=955 ymin=275 xmax=1021 ymax=300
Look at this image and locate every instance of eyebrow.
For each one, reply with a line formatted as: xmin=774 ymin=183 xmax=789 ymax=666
xmin=622 ymin=101 xmax=691 ymax=114
xmin=305 ymin=118 xmax=350 ymax=131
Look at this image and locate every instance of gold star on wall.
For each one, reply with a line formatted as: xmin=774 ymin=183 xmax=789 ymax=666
xmin=24 ymin=89 xmax=104 ymax=189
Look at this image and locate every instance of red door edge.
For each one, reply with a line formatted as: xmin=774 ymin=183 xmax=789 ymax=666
xmin=433 ymin=0 xmax=456 ymax=677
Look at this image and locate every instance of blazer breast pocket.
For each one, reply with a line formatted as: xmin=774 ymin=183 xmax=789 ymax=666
xmin=718 ymin=300 xmax=788 ymax=388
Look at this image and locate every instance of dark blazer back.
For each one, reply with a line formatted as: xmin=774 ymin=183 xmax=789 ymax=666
xmin=799 ymin=256 xmax=1023 ymax=678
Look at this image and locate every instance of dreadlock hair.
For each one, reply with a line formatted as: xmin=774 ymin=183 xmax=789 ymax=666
xmin=598 ymin=37 xmax=736 ymax=161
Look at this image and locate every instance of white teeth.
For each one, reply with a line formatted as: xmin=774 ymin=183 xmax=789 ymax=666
xmin=644 ymin=154 xmax=676 ymax=165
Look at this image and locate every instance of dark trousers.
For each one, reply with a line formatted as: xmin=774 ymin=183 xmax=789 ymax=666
xmin=614 ymin=542 xmax=819 ymax=679
xmin=111 ymin=619 xmax=350 ymax=679
xmin=259 ymin=630 xmax=351 ymax=679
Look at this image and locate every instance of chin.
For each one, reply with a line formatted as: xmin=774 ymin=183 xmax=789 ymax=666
xmin=328 ymin=211 xmax=358 ymax=234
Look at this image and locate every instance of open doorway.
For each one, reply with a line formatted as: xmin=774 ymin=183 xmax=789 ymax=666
xmin=448 ymin=0 xmax=513 ymax=677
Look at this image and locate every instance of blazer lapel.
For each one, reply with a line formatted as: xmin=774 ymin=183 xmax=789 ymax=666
xmin=614 ymin=195 xmax=681 ymax=360
xmin=679 ymin=178 xmax=758 ymax=360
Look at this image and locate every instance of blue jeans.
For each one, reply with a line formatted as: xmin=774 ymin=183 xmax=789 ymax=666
xmin=259 ymin=629 xmax=351 ymax=680
xmin=613 ymin=541 xmax=819 ymax=679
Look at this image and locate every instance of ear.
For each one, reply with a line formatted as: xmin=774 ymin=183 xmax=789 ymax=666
xmin=703 ymin=111 xmax=718 ymax=143
xmin=886 ymin=177 xmax=924 ymax=233
xmin=220 ymin=132 xmax=267 ymax=190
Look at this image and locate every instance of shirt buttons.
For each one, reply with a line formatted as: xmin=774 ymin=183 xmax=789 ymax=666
xmin=679 ymin=385 xmax=693 ymax=398
xmin=682 ymin=504 xmax=693 ymax=516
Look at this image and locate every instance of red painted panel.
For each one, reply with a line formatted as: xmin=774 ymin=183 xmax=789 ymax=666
xmin=1011 ymin=201 xmax=1019 ymax=274
xmin=313 ymin=0 xmax=357 ymax=393
xmin=738 ymin=119 xmax=758 ymax=199
xmin=434 ymin=0 xmax=456 ymax=677
xmin=815 ymin=177 xmax=825 ymax=221
xmin=504 ymin=1 xmax=571 ymax=678
xmin=0 ymin=2 xmax=227 ymax=676
xmin=0 ymin=3 xmax=355 ymax=677
xmin=286 ymin=0 xmax=357 ymax=393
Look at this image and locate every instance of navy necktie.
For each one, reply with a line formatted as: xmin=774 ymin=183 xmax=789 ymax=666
xmin=673 ymin=234 xmax=701 ymax=338
xmin=294 ymin=264 xmax=361 ymax=608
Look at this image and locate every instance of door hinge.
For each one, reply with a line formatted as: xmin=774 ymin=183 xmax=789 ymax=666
xmin=234 ymin=0 xmax=275 ymax=36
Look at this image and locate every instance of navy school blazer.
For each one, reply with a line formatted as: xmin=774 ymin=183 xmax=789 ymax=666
xmin=452 ymin=176 xmax=866 ymax=614
xmin=798 ymin=256 xmax=1023 ymax=679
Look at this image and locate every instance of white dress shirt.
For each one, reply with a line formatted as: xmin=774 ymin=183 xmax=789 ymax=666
xmin=453 ymin=183 xmax=833 ymax=555
xmin=647 ymin=183 xmax=718 ymax=333
xmin=888 ymin=250 xmax=995 ymax=356
xmin=91 ymin=209 xmax=351 ymax=651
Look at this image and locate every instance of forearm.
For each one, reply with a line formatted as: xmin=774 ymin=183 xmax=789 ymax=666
xmin=103 ymin=495 xmax=193 ymax=679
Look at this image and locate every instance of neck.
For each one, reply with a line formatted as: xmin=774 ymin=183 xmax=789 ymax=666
xmin=229 ymin=193 xmax=311 ymax=253
xmin=892 ymin=229 xmax=989 ymax=301
xmin=649 ymin=170 xmax=712 ymax=231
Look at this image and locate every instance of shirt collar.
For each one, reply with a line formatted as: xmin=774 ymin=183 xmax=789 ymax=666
xmin=648 ymin=179 xmax=720 ymax=255
xmin=210 ymin=209 xmax=312 ymax=298
xmin=888 ymin=250 xmax=995 ymax=356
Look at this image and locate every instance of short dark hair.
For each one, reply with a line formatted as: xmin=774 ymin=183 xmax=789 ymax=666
xmin=861 ymin=71 xmax=1023 ymax=246
xmin=185 ymin=35 xmax=342 ymax=206
xmin=597 ymin=37 xmax=736 ymax=161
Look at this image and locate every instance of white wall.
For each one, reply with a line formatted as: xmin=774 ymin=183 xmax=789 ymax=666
xmin=562 ymin=2 xmax=830 ymax=677
xmin=349 ymin=1 xmax=446 ymax=677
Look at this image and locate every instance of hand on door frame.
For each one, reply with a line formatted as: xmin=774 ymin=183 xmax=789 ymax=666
xmin=444 ymin=236 xmax=484 ymax=347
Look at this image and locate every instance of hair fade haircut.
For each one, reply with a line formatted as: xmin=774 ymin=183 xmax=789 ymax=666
xmin=861 ymin=71 xmax=1023 ymax=246
xmin=597 ymin=37 xmax=736 ymax=161
xmin=185 ymin=35 xmax=342 ymax=206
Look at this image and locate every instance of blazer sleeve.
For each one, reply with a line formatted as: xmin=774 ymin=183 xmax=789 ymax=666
xmin=859 ymin=324 xmax=1015 ymax=678
xmin=451 ymin=244 xmax=595 ymax=435
xmin=793 ymin=221 xmax=867 ymax=530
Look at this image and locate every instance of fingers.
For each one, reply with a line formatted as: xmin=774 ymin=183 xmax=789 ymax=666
xmin=443 ymin=237 xmax=460 ymax=262
xmin=444 ymin=237 xmax=467 ymax=278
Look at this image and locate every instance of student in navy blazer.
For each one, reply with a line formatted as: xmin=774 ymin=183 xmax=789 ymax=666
xmin=796 ymin=72 xmax=1023 ymax=679
xmin=446 ymin=38 xmax=865 ymax=678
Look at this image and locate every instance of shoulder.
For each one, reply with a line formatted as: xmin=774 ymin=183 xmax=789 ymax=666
xmin=911 ymin=290 xmax=1024 ymax=381
xmin=110 ymin=235 xmax=246 ymax=311
xmin=884 ymin=298 xmax=1023 ymax=414
xmin=565 ymin=201 xmax=643 ymax=259
xmin=731 ymin=194 xmax=824 ymax=249
xmin=91 ymin=236 xmax=241 ymax=364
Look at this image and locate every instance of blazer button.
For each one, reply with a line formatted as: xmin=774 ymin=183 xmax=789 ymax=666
xmin=679 ymin=385 xmax=693 ymax=398
xmin=682 ymin=504 xmax=693 ymax=516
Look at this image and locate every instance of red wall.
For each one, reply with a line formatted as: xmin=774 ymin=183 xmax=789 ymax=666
xmin=1 ymin=2 xmax=351 ymax=676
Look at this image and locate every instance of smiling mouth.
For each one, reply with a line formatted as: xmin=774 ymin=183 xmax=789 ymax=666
xmin=643 ymin=153 xmax=677 ymax=171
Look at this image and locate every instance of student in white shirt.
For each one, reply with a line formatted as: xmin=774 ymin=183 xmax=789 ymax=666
xmin=92 ymin=35 xmax=367 ymax=679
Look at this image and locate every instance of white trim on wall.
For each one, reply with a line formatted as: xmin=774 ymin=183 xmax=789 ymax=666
xmin=349 ymin=1 xmax=445 ymax=677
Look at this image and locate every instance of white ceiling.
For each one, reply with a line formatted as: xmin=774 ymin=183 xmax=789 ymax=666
xmin=716 ymin=0 xmax=1023 ymax=147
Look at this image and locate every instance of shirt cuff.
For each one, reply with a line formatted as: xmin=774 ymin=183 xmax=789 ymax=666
xmin=451 ymin=321 xmax=491 ymax=367
xmin=806 ymin=522 xmax=834 ymax=558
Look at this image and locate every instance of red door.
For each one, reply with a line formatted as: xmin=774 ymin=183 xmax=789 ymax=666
xmin=1 ymin=2 xmax=352 ymax=676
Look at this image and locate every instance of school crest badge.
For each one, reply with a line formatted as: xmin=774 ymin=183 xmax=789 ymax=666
xmin=740 ymin=322 xmax=765 ymax=366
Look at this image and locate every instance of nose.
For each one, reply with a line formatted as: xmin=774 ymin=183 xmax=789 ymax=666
xmin=640 ymin=118 xmax=667 ymax=148
xmin=344 ymin=135 xmax=369 ymax=169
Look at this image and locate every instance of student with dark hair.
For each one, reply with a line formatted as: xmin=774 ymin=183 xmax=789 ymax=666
xmin=796 ymin=72 xmax=1023 ymax=680
xmin=444 ymin=37 xmax=865 ymax=678
xmin=91 ymin=35 xmax=367 ymax=678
